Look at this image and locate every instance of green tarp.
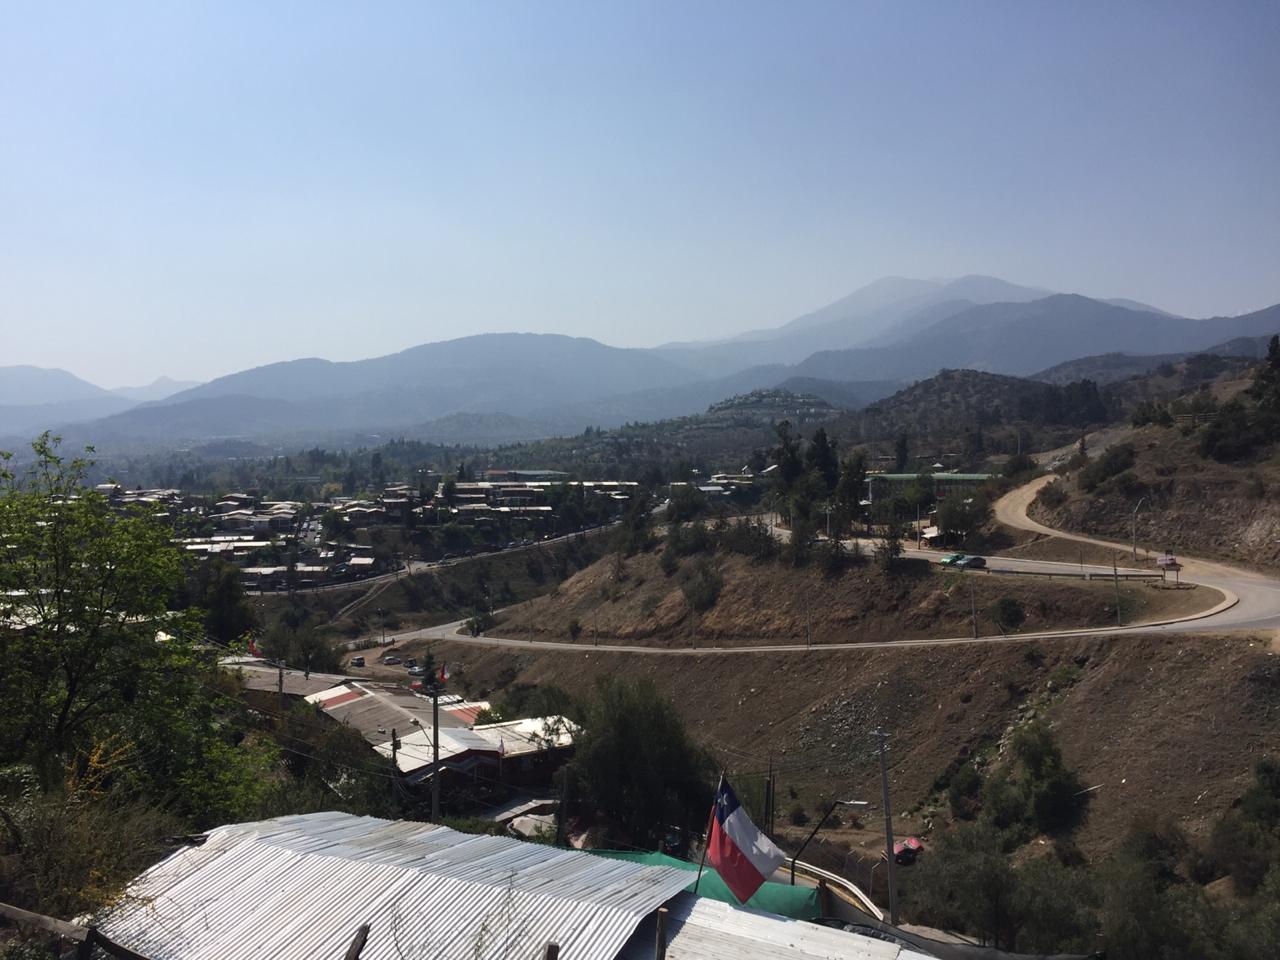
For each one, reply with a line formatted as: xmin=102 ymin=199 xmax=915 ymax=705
xmin=588 ymin=849 xmax=820 ymax=919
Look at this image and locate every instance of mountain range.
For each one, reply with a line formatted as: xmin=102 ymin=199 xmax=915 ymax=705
xmin=0 ymin=369 xmax=200 ymax=441
xmin=3 ymin=275 xmax=1277 ymax=453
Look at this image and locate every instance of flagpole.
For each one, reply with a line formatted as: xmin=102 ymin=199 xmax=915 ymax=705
xmin=692 ymin=772 xmax=724 ymax=895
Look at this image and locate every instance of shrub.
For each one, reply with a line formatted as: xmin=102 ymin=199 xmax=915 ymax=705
xmin=658 ymin=546 xmax=679 ymax=576
xmin=466 ymin=610 xmax=495 ymax=636
xmin=788 ymin=803 xmax=810 ymax=826
xmin=1109 ymin=470 xmax=1148 ymax=497
xmin=568 ymin=619 xmax=583 ymax=641
xmin=820 ymin=538 xmax=846 ymax=577
xmin=1003 ymin=452 xmax=1038 ymax=479
xmin=473 ymin=706 xmax=505 ymax=725
xmin=1036 ymin=481 xmax=1067 ymax=508
xmin=717 ymin=516 xmax=778 ymax=562
xmin=1079 ymin=443 xmax=1135 ymax=492
xmin=948 ymin=764 xmax=984 ymax=820
xmin=679 ymin=558 xmax=723 ymax=612
xmin=991 ymin=597 xmax=1027 ymax=631
xmin=1199 ymin=400 xmax=1271 ymax=462
xmin=1050 ymin=664 xmax=1083 ymax=689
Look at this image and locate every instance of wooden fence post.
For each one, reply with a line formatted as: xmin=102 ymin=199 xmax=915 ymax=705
xmin=655 ymin=906 xmax=669 ymax=959
xmin=343 ymin=923 xmax=371 ymax=960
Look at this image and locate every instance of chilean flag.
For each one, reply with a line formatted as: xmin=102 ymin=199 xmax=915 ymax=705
xmin=706 ymin=777 xmax=785 ymax=903
xmin=438 ymin=662 xmax=450 ymax=684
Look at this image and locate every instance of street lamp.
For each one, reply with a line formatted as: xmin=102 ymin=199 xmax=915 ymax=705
xmin=789 ymin=799 xmax=869 ymax=885
xmin=1131 ymin=497 xmax=1148 ymax=560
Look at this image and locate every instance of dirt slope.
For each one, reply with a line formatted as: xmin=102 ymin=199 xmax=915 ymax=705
xmin=432 ymin=631 xmax=1279 ymax=862
xmin=1031 ymin=424 xmax=1280 ymax=572
xmin=492 ymin=545 xmax=1214 ymax=647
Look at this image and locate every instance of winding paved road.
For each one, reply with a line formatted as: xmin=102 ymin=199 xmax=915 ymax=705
xmin=381 ymin=479 xmax=1280 ymax=655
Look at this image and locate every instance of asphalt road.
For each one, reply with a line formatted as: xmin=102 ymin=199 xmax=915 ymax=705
xmin=996 ymin=475 xmax=1280 ymax=635
xmin=374 ymin=479 xmax=1280 ymax=655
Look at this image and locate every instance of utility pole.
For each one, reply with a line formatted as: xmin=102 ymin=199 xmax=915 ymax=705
xmin=1112 ymin=558 xmax=1123 ymax=626
xmin=1131 ymin=497 xmax=1147 ymax=560
xmin=969 ymin=576 xmax=977 ymax=638
xmin=431 ymin=683 xmax=441 ymax=820
xmin=555 ymin=767 xmax=572 ymax=846
xmin=873 ymin=730 xmax=899 ymax=926
xmin=277 ymin=659 xmax=285 ymax=713
xmin=762 ymin=757 xmax=773 ymax=839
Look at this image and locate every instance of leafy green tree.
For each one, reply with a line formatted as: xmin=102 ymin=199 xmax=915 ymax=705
xmin=198 ymin=557 xmax=257 ymax=645
xmin=937 ymin=494 xmax=991 ymax=547
xmin=771 ymin=421 xmax=804 ymax=489
xmin=666 ymin=483 xmax=707 ymax=523
xmin=1248 ymin=334 xmax=1280 ymax=413
xmin=565 ymin=677 xmax=714 ymax=847
xmin=1212 ymin=758 xmax=1280 ymax=894
xmin=1002 ymin=452 xmax=1037 ymax=478
xmin=875 ymin=517 xmax=903 ymax=569
xmin=1199 ymin=399 xmax=1270 ymax=462
xmin=0 ymin=435 xmax=201 ymax=771
xmin=907 ymin=821 xmax=1022 ymax=948
xmin=805 ymin=427 xmax=839 ymax=492
xmin=894 ymin=432 xmax=911 ymax=472
xmin=832 ymin=449 xmax=868 ymax=536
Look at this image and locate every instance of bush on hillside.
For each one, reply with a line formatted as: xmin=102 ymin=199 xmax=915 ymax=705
xmin=1035 ymin=480 xmax=1068 ymax=509
xmin=1003 ymin=452 xmax=1038 ymax=479
xmin=679 ymin=558 xmax=723 ymax=612
xmin=717 ymin=515 xmax=778 ymax=562
xmin=991 ymin=597 xmax=1027 ymax=631
xmin=1199 ymin=399 xmax=1272 ymax=462
xmin=948 ymin=764 xmax=984 ymax=820
xmin=1209 ymin=758 xmax=1280 ymax=894
xmin=1079 ymin=443 xmax=1135 ymax=492
xmin=659 ymin=545 xmax=680 ymax=576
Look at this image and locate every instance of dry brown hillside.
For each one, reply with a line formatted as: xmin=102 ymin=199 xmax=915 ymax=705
xmin=491 ymin=541 xmax=1217 ymax=647
xmin=1031 ymin=424 xmax=1280 ymax=571
xmin=433 ymin=631 xmax=1280 ymax=864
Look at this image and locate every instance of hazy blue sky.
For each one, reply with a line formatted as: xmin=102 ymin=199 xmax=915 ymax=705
xmin=2 ymin=1 xmax=1278 ymax=387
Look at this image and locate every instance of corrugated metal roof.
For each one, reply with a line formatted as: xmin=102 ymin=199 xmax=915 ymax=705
xmin=96 ymin=812 xmax=694 ymax=960
xmin=377 ymin=717 xmax=577 ymax=775
xmin=617 ymin=893 xmax=933 ymax=960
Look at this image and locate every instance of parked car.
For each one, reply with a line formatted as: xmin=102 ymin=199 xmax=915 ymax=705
xmin=405 ymin=658 xmax=417 ymax=668
xmin=350 ymin=656 xmax=365 ymax=668
xmin=893 ymin=837 xmax=925 ymax=865
xmin=938 ymin=553 xmax=966 ymax=566
xmin=382 ymin=655 xmax=402 ymax=666
xmin=407 ymin=665 xmax=426 ymax=677
xmin=958 ymin=555 xmax=986 ymax=569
